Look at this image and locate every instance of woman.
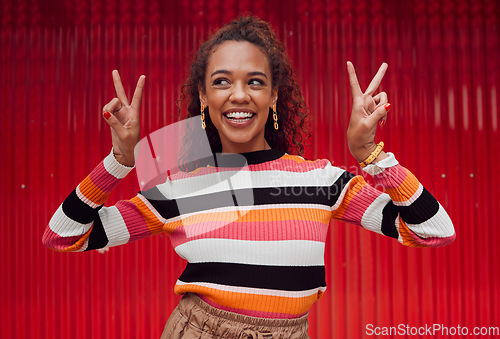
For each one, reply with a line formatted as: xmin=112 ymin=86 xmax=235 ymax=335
xmin=43 ymin=16 xmax=455 ymax=338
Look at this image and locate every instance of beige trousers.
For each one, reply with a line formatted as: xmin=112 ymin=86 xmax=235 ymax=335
xmin=160 ymin=293 xmax=310 ymax=339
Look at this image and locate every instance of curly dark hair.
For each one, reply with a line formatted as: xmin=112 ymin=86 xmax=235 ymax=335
xmin=177 ymin=16 xmax=310 ymax=171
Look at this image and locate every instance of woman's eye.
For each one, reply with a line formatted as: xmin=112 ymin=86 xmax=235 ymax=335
xmin=213 ymin=78 xmax=230 ymax=86
xmin=249 ymin=79 xmax=265 ymax=86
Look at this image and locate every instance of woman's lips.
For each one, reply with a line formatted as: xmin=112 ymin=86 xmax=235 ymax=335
xmin=222 ymin=113 xmax=256 ymax=128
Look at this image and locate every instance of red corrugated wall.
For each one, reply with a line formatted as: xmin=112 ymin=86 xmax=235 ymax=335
xmin=1 ymin=0 xmax=499 ymax=338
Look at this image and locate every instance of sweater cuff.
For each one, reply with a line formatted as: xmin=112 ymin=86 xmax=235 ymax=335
xmin=103 ymin=149 xmax=135 ymax=179
xmin=362 ymin=152 xmax=399 ymax=176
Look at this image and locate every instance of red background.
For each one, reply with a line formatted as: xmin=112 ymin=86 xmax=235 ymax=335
xmin=1 ymin=0 xmax=499 ymax=338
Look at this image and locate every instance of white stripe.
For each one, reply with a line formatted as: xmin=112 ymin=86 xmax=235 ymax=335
xmin=174 ymin=239 xmax=325 ymax=266
xmin=392 ymin=183 xmax=423 ymax=206
xmin=396 ymin=215 xmax=403 ymax=243
xmin=136 ymin=194 xmax=167 ymax=223
xmin=156 ymin=164 xmax=347 ymax=199
xmin=76 ymin=185 xmax=100 ymax=209
xmin=331 ymin=176 xmax=356 ymax=211
xmin=48 ymin=205 xmax=93 ymax=237
xmin=361 ymin=194 xmax=455 ymax=240
xmin=98 ymin=206 xmax=131 ymax=248
xmin=103 ymin=150 xmax=134 ymax=179
xmin=405 ymin=204 xmax=455 ymax=238
xmin=175 ymin=280 xmax=326 ymax=298
xmin=360 ymin=193 xmax=391 ymax=235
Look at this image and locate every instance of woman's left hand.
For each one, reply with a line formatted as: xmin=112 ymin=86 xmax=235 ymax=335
xmin=346 ymin=62 xmax=390 ymax=163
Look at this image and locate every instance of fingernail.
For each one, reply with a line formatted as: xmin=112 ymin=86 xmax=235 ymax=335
xmin=384 ymin=103 xmax=391 ymax=111
xmin=103 ymin=111 xmax=111 ymax=120
xmin=379 ymin=120 xmax=386 ymax=126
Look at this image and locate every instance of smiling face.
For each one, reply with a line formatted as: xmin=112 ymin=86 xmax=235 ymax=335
xmin=199 ymin=40 xmax=278 ymax=154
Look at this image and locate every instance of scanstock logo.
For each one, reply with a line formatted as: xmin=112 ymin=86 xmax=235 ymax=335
xmin=133 ymin=117 xmax=254 ymax=235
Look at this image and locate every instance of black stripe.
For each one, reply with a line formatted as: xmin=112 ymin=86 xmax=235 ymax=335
xmin=178 ymin=262 xmax=326 ymax=291
xmin=329 ymin=171 xmax=356 ymax=206
xmin=141 ymin=187 xmax=180 ymax=219
xmin=381 ymin=201 xmax=399 ymax=239
xmin=62 ymin=189 xmax=100 ymax=224
xmin=141 ymin=186 xmax=168 ymax=201
xmin=208 ymin=149 xmax=286 ymax=167
xmin=397 ymin=188 xmax=439 ymax=224
xmin=84 ymin=217 xmax=109 ymax=251
xmin=143 ymin=171 xmax=356 ymax=220
xmin=146 ymin=186 xmax=334 ymax=220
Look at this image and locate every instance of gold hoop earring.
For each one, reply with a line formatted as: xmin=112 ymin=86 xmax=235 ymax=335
xmin=201 ymin=105 xmax=206 ymax=130
xmin=272 ymin=105 xmax=278 ymax=130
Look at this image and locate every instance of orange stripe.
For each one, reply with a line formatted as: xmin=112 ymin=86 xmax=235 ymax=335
xmin=280 ymin=154 xmax=325 ymax=165
xmin=332 ymin=176 xmax=365 ymax=220
xmin=399 ymin=219 xmax=427 ymax=248
xmin=385 ymin=171 xmax=420 ymax=203
xmin=280 ymin=154 xmax=308 ymax=163
xmin=174 ymin=284 xmax=320 ymax=315
xmin=58 ymin=227 xmax=93 ymax=252
xmin=163 ymin=207 xmax=332 ymax=231
xmin=78 ymin=176 xmax=110 ymax=206
xmin=129 ymin=196 xmax=165 ymax=234
xmin=189 ymin=167 xmax=204 ymax=174
xmin=163 ymin=220 xmax=184 ymax=235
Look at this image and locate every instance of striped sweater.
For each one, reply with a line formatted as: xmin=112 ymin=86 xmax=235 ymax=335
xmin=43 ymin=149 xmax=455 ymax=319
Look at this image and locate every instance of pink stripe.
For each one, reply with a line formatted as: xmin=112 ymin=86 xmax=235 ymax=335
xmin=200 ymin=296 xmax=307 ymax=319
xmin=170 ymin=220 xmax=329 ymax=248
xmin=88 ymin=162 xmax=123 ymax=193
xmin=373 ymin=164 xmax=409 ymax=189
xmin=251 ymin=158 xmax=330 ymax=173
xmin=341 ymin=185 xmax=382 ymax=227
xmin=42 ymin=227 xmax=86 ymax=251
xmin=169 ymin=157 xmax=331 ymax=180
xmin=115 ymin=201 xmax=152 ymax=241
xmin=404 ymin=229 xmax=457 ymax=247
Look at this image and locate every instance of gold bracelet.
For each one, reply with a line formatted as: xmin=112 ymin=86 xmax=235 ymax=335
xmin=359 ymin=142 xmax=384 ymax=168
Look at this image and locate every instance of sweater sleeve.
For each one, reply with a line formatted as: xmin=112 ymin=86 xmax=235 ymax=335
xmin=42 ymin=151 xmax=167 ymax=252
xmin=331 ymin=153 xmax=456 ymax=247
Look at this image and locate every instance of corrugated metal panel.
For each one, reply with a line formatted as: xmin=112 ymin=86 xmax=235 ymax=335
xmin=1 ymin=0 xmax=499 ymax=337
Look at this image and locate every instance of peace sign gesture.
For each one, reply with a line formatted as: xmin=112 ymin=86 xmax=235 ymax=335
xmin=102 ymin=70 xmax=146 ymax=167
xmin=346 ymin=62 xmax=390 ymax=163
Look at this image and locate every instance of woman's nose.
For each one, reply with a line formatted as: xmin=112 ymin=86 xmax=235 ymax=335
xmin=230 ymin=82 xmax=250 ymax=103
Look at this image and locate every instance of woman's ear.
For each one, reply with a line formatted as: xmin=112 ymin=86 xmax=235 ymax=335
xmin=199 ymin=86 xmax=207 ymax=107
xmin=271 ymin=88 xmax=278 ymax=107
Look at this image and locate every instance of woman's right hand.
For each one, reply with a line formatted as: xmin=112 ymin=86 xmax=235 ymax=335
xmin=102 ymin=70 xmax=145 ymax=167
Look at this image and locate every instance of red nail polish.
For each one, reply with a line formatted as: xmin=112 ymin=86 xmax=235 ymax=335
xmin=103 ymin=111 xmax=111 ymax=119
xmin=379 ymin=120 xmax=386 ymax=126
xmin=384 ymin=103 xmax=391 ymax=111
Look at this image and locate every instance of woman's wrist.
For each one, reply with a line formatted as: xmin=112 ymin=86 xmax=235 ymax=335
xmin=351 ymin=143 xmax=388 ymax=165
xmin=371 ymin=150 xmax=388 ymax=164
xmin=112 ymin=152 xmax=135 ymax=168
xmin=350 ymin=143 xmax=377 ymax=163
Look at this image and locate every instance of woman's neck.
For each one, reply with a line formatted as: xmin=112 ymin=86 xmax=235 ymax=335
xmin=221 ymin=141 xmax=271 ymax=154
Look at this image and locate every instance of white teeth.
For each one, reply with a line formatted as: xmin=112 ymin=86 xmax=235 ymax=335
xmin=225 ymin=112 xmax=254 ymax=119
